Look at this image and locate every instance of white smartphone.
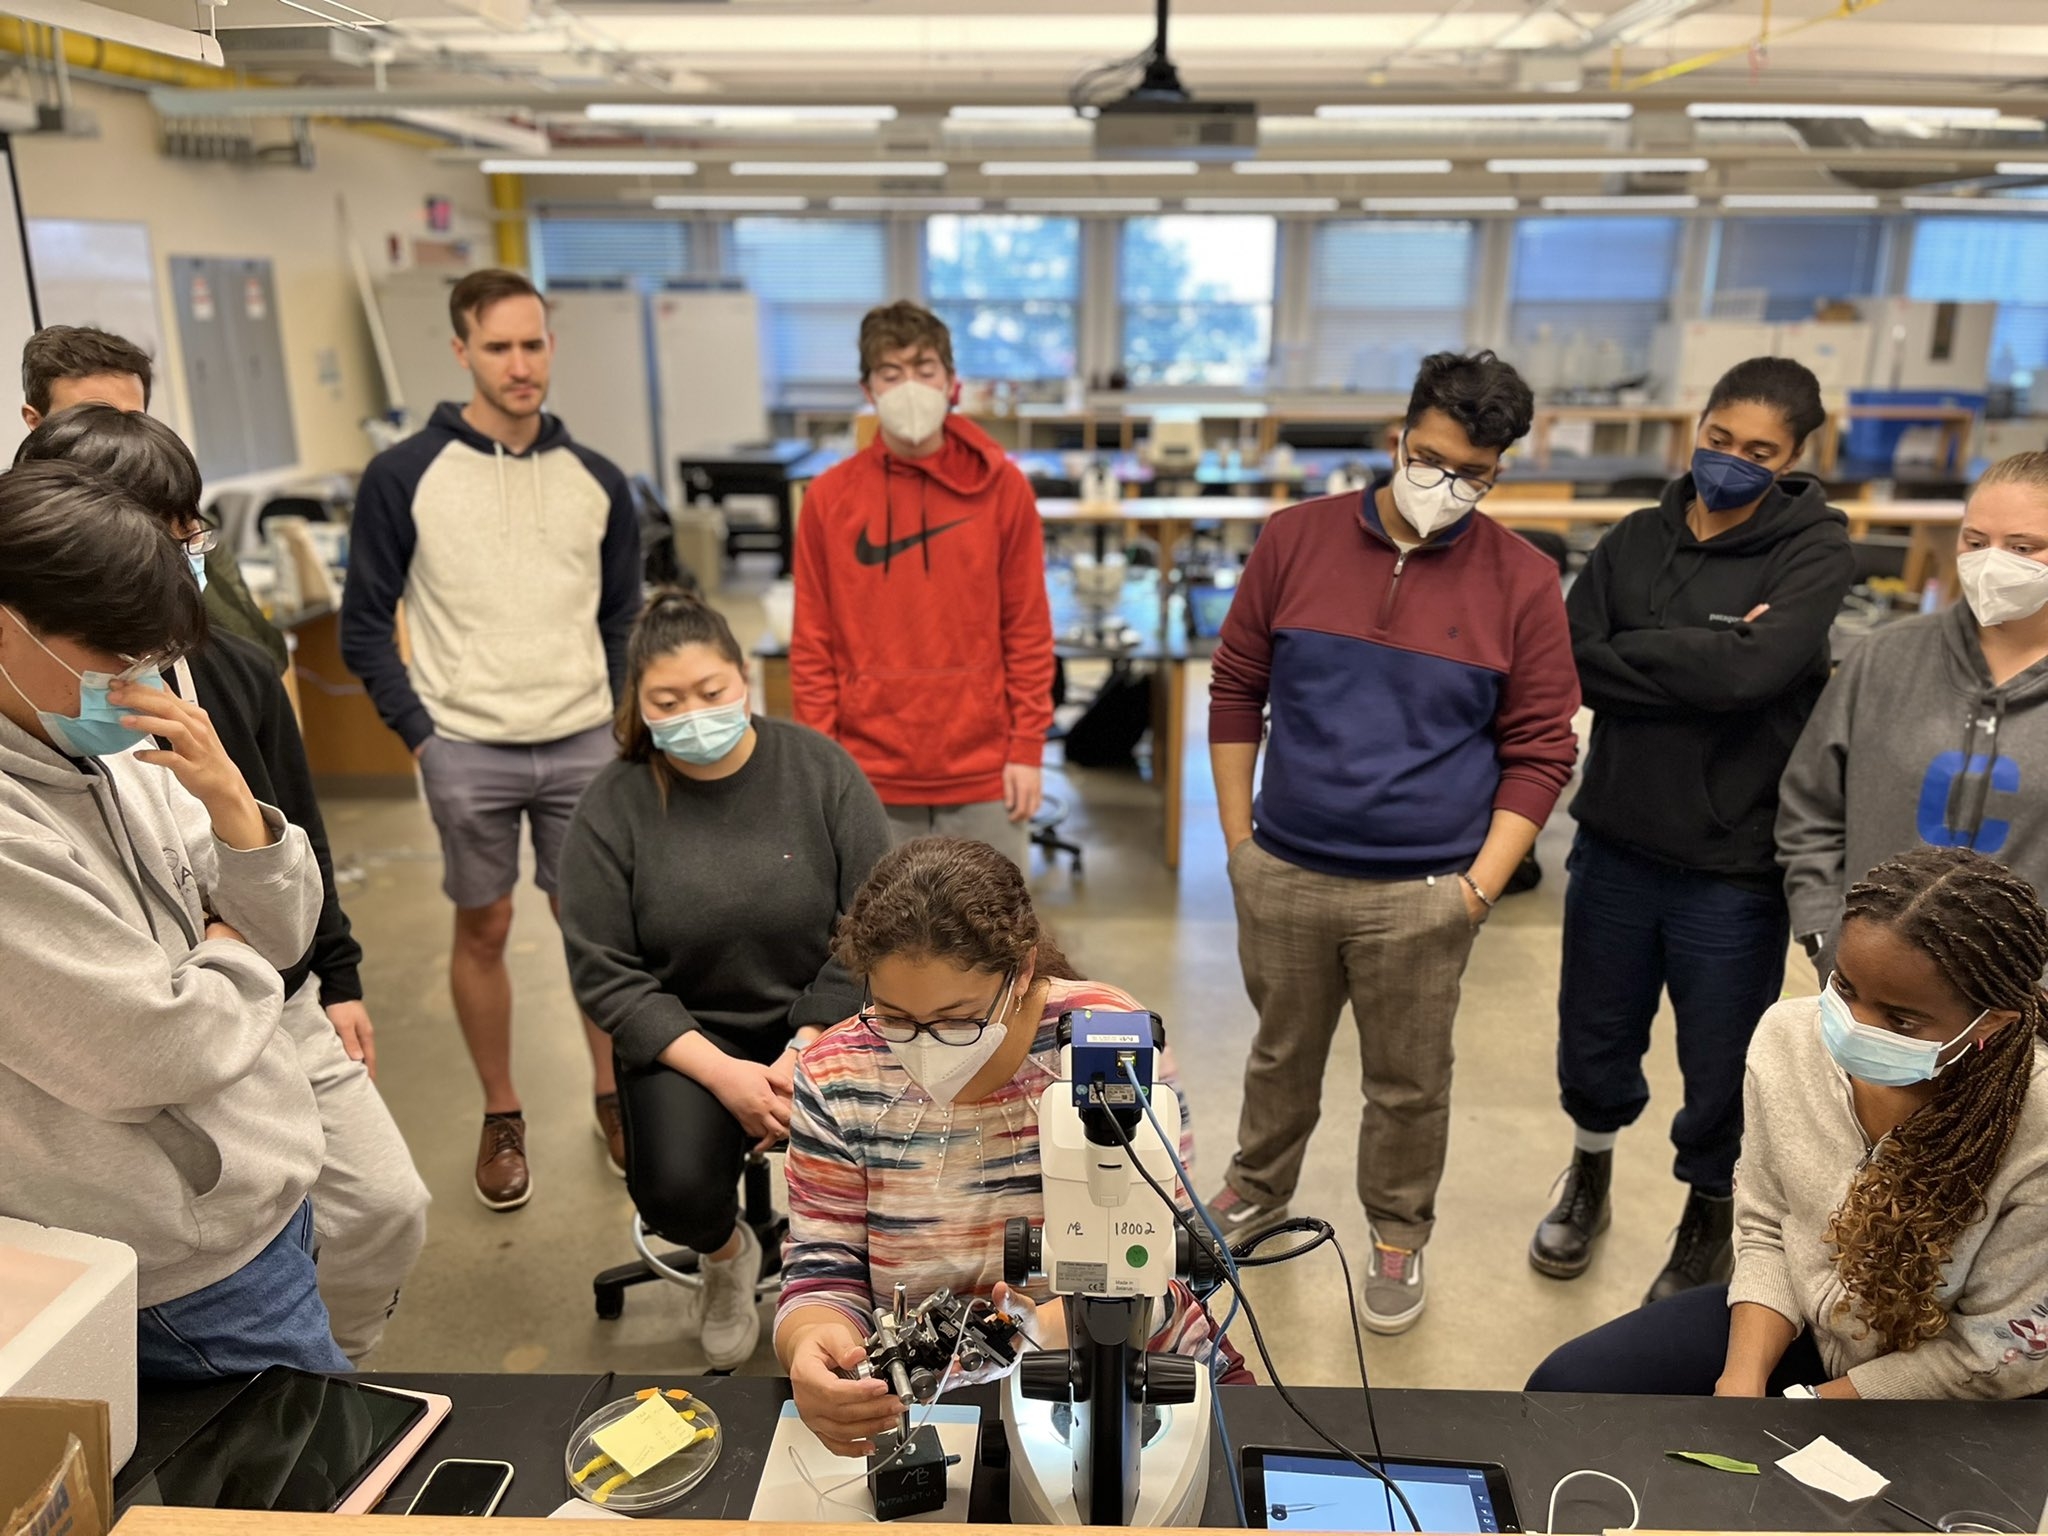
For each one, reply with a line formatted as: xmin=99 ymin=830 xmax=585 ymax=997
xmin=405 ymin=1458 xmax=515 ymax=1516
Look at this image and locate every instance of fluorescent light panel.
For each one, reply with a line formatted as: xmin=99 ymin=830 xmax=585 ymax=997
xmin=1489 ymin=157 xmax=1708 ymax=174
xmin=947 ymin=106 xmax=1080 ymax=122
xmin=1004 ymin=197 xmax=1164 ymax=213
xmin=653 ymin=194 xmax=808 ymax=211
xmin=1185 ymin=197 xmax=1339 ymax=213
xmin=1688 ymin=102 xmax=2001 ymax=124
xmin=1720 ymin=193 xmax=1879 ymax=210
xmin=1903 ymin=196 xmax=2048 ymax=214
xmin=481 ymin=159 xmax=698 ymax=176
xmin=1317 ymin=102 xmax=1631 ymax=120
xmin=828 ymin=196 xmax=986 ymax=212
xmin=1996 ymin=162 xmax=2048 ymax=175
xmin=981 ymin=160 xmax=1199 ymax=176
xmin=1233 ymin=159 xmax=1452 ymax=176
xmin=731 ymin=161 xmax=947 ymax=177
xmin=586 ymin=104 xmax=897 ymax=126
xmin=1365 ymin=196 xmax=1519 ymax=212
xmin=1541 ymin=194 xmax=1700 ymax=211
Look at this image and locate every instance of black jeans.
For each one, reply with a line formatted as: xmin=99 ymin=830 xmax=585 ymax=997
xmin=1526 ymin=1282 xmax=1826 ymax=1394
xmin=618 ymin=1031 xmax=784 ymax=1254
xmin=1557 ymin=831 xmax=1790 ymax=1196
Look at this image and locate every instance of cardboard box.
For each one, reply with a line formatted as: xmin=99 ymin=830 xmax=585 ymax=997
xmin=0 ymin=1398 xmax=111 ymax=1536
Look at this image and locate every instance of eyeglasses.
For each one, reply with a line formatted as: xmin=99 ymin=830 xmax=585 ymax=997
xmin=178 ymin=528 xmax=221 ymax=557
xmin=859 ymin=972 xmax=1014 ymax=1046
xmin=1400 ymin=459 xmax=1494 ymax=506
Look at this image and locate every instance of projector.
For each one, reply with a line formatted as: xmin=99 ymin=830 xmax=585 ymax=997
xmin=1094 ymin=98 xmax=1259 ymax=161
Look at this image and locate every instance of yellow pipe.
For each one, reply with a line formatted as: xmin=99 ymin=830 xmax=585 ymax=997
xmin=1622 ymin=0 xmax=1884 ymax=91
xmin=0 ymin=18 xmax=239 ymax=88
xmin=489 ymin=172 xmax=527 ymax=271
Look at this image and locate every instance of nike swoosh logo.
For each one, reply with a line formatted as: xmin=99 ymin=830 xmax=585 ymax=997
xmin=854 ymin=517 xmax=973 ymax=568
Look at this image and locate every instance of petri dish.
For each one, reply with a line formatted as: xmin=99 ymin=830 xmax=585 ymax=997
xmin=1939 ymin=1516 xmax=2025 ymax=1535
xmin=564 ymin=1390 xmax=723 ymax=1514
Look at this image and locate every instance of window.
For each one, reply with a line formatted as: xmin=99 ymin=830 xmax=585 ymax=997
xmin=1509 ymin=217 xmax=1682 ymax=386
xmin=1907 ymin=217 xmax=2048 ymax=389
xmin=729 ymin=218 xmax=888 ymax=396
xmin=924 ymin=215 xmax=1079 ymax=381
xmin=534 ymin=220 xmax=691 ymax=288
xmin=1120 ymin=216 xmax=1276 ymax=386
xmin=1711 ymin=217 xmax=1886 ymax=322
xmin=1308 ymin=221 xmax=1474 ymax=390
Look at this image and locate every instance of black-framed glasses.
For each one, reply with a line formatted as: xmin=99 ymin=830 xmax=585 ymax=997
xmin=859 ymin=971 xmax=1014 ymax=1046
xmin=179 ymin=528 xmax=221 ymax=557
xmin=1400 ymin=459 xmax=1493 ymax=506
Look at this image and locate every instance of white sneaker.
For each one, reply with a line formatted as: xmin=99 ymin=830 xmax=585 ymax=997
xmin=697 ymin=1223 xmax=762 ymax=1369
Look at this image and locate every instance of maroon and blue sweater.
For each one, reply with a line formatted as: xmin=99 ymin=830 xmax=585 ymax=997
xmin=1210 ymin=483 xmax=1581 ymax=879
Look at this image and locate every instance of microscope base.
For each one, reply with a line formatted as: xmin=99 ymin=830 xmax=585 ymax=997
xmin=1001 ymin=1368 xmax=1211 ymax=1527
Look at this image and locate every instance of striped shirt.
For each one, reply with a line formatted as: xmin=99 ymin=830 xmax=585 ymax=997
xmin=778 ymin=976 xmax=1248 ymax=1379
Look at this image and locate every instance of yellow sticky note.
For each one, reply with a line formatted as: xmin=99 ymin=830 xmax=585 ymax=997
xmin=591 ymin=1395 xmax=692 ymax=1479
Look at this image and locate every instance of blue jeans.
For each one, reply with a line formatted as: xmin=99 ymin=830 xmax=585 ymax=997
xmin=1556 ymin=831 xmax=1789 ymax=1196
xmin=1526 ymin=1282 xmax=1825 ymax=1394
xmin=138 ymin=1200 xmax=352 ymax=1381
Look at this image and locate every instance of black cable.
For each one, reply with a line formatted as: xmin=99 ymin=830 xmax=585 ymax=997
xmin=565 ymin=1369 xmax=616 ymax=1434
xmin=1095 ymin=1102 xmax=1423 ymax=1532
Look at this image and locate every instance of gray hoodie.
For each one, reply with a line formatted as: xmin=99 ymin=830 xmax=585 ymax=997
xmin=1778 ymin=600 xmax=2048 ymax=949
xmin=1732 ymin=997 xmax=2048 ymax=1399
xmin=0 ymin=715 xmax=325 ymax=1307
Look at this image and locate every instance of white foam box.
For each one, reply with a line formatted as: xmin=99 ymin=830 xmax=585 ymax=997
xmin=0 ymin=1218 xmax=138 ymax=1470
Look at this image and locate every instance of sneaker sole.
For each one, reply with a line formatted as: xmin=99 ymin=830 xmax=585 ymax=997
xmin=474 ymin=1179 xmax=532 ymax=1212
xmin=1362 ymin=1295 xmax=1426 ymax=1336
xmin=592 ymin=1116 xmax=626 ymax=1179
xmin=1210 ymin=1203 xmax=1292 ymax=1249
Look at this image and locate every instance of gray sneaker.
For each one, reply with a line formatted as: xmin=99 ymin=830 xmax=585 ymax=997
xmin=1361 ymin=1228 xmax=1426 ymax=1335
xmin=1203 ymin=1185 xmax=1290 ymax=1248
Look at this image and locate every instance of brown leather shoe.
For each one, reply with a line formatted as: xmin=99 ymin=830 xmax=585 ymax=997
xmin=593 ymin=1093 xmax=626 ymax=1179
xmin=475 ymin=1113 xmax=531 ymax=1211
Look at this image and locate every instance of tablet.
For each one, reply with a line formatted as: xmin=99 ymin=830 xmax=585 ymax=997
xmin=128 ymin=1367 xmax=448 ymax=1514
xmin=1242 ymin=1447 xmax=1522 ymax=1533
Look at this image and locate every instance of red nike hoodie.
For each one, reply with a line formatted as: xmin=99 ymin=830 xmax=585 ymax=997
xmin=792 ymin=414 xmax=1054 ymax=806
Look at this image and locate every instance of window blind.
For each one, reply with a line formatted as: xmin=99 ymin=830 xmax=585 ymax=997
xmin=1908 ymin=217 xmax=2048 ymax=384
xmin=1308 ymin=220 xmax=1474 ymax=390
xmin=925 ymin=215 xmax=1080 ymax=380
xmin=535 ymin=220 xmax=691 ymax=288
xmin=1120 ymin=215 xmax=1276 ymax=386
xmin=1510 ymin=217 xmax=1681 ymax=380
xmin=731 ymin=218 xmax=889 ymax=391
xmin=1713 ymin=217 xmax=1885 ymax=322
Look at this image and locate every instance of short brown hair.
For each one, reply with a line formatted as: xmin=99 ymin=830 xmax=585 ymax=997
xmin=833 ymin=836 xmax=1080 ymax=983
xmin=858 ymin=301 xmax=954 ymax=381
xmin=613 ymin=586 xmax=747 ymax=803
xmin=449 ymin=268 xmax=546 ymax=341
xmin=22 ymin=326 xmax=154 ymax=415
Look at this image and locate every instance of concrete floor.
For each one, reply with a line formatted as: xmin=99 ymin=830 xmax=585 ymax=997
xmin=344 ymin=574 xmax=1725 ymax=1393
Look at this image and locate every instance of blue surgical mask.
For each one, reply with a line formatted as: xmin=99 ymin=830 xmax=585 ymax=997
xmin=1691 ymin=447 xmax=1778 ymax=515
xmin=189 ymin=551 xmax=208 ymax=593
xmin=0 ymin=605 xmax=163 ymax=758
xmin=1818 ymin=977 xmax=1984 ymax=1088
xmin=647 ymin=698 xmax=750 ymax=766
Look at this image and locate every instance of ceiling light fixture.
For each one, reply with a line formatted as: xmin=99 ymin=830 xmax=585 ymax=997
xmin=480 ymin=159 xmax=699 ymax=176
xmin=1184 ymin=196 xmax=1339 ymax=213
xmin=1995 ymin=162 xmax=2048 ymax=175
xmin=1364 ymin=196 xmax=1520 ymax=212
xmin=980 ymin=160 xmax=1199 ymax=176
xmin=1720 ymin=193 xmax=1880 ymax=210
xmin=653 ymin=195 xmax=809 ymax=211
xmin=1233 ymin=160 xmax=1453 ymax=176
xmin=586 ymin=105 xmax=898 ymax=126
xmin=827 ymin=196 xmax=987 ymax=212
xmin=1687 ymin=102 xmax=2002 ymax=125
xmin=730 ymin=161 xmax=948 ymax=177
xmin=1316 ymin=102 xmax=1632 ymax=121
xmin=1489 ymin=157 xmax=1709 ymax=174
xmin=947 ymin=106 xmax=1082 ymax=122
xmin=1903 ymin=195 xmax=2048 ymax=214
xmin=1540 ymin=194 xmax=1700 ymax=211
xmin=1003 ymin=197 xmax=1165 ymax=213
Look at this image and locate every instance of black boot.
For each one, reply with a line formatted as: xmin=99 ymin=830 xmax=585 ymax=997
xmin=1643 ymin=1189 xmax=1734 ymax=1307
xmin=1528 ymin=1148 xmax=1612 ymax=1279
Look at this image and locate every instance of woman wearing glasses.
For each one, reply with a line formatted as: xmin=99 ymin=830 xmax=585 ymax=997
xmin=0 ymin=457 xmax=334 ymax=1378
xmin=1529 ymin=358 xmax=1854 ymax=1304
xmin=16 ymin=405 xmax=428 ymax=1366
xmin=558 ymin=587 xmax=890 ymax=1370
xmin=775 ymin=836 xmax=1247 ymax=1459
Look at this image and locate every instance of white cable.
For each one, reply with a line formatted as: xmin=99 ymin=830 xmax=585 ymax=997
xmin=1544 ymin=1469 xmax=1641 ymax=1536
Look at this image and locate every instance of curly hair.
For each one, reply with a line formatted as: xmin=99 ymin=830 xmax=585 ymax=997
xmin=1826 ymin=846 xmax=2048 ymax=1353
xmin=833 ymin=836 xmax=1079 ymax=983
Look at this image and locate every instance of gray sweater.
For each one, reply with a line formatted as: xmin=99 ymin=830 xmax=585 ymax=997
xmin=557 ymin=718 xmax=891 ymax=1070
xmin=1731 ymin=997 xmax=2048 ymax=1399
xmin=1778 ymin=600 xmax=2048 ymax=949
xmin=0 ymin=715 xmax=324 ymax=1307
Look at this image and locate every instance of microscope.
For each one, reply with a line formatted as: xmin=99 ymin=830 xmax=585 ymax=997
xmin=1001 ymin=1008 xmax=1219 ymax=1527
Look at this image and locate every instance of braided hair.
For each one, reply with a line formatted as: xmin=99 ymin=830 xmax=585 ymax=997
xmin=1826 ymin=846 xmax=2048 ymax=1352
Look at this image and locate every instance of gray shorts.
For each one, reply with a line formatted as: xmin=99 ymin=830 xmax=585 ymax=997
xmin=884 ymin=800 xmax=1030 ymax=869
xmin=417 ymin=725 xmax=616 ymax=909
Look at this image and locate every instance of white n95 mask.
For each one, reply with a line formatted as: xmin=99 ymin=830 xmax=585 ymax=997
xmin=1958 ymin=546 xmax=2048 ymax=627
xmin=875 ymin=380 xmax=949 ymax=446
xmin=1389 ymin=447 xmax=1479 ymax=540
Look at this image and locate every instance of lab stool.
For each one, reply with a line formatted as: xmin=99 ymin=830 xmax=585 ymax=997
xmin=1030 ymin=789 xmax=1083 ymax=876
xmin=592 ymin=1148 xmax=786 ymax=1321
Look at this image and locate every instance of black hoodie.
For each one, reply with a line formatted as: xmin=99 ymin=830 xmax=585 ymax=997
xmin=1569 ymin=473 xmax=1855 ymax=884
